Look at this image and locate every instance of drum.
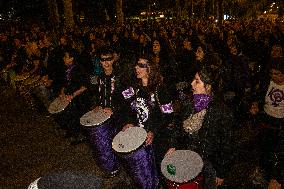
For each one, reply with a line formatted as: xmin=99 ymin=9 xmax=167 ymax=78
xmin=161 ymin=150 xmax=204 ymax=189
xmin=27 ymin=171 xmax=102 ymax=189
xmin=80 ymin=108 xmax=111 ymax=127
xmin=13 ymin=72 xmax=30 ymax=82
xmin=23 ymin=75 xmax=41 ymax=86
xmin=81 ymin=108 xmax=118 ymax=173
xmin=48 ymin=96 xmax=70 ymax=114
xmin=112 ymin=127 xmax=159 ymax=189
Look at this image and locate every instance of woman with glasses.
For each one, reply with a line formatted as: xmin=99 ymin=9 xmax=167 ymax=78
xmin=117 ymin=56 xmax=175 ymax=189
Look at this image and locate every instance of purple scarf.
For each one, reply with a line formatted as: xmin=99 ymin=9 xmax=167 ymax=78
xmin=193 ymin=94 xmax=211 ymax=112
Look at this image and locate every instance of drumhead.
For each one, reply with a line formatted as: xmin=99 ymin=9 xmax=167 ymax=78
xmin=161 ymin=150 xmax=203 ymax=183
xmin=14 ymin=73 xmax=30 ymax=81
xmin=23 ymin=75 xmax=40 ymax=86
xmin=48 ymin=96 xmax=70 ymax=114
xmin=80 ymin=109 xmax=111 ymax=127
xmin=112 ymin=127 xmax=147 ymax=153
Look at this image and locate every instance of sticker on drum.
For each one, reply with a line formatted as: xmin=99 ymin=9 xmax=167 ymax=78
xmin=80 ymin=109 xmax=111 ymax=127
xmin=161 ymin=150 xmax=203 ymax=183
xmin=112 ymin=127 xmax=147 ymax=153
xmin=48 ymin=96 xmax=70 ymax=114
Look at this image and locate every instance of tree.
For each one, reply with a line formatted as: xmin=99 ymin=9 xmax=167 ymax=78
xmin=175 ymin=0 xmax=182 ymax=20
xmin=47 ymin=0 xmax=60 ymax=30
xmin=63 ymin=0 xmax=75 ymax=29
xmin=201 ymin=0 xmax=206 ymax=18
xmin=116 ymin=0 xmax=124 ymax=25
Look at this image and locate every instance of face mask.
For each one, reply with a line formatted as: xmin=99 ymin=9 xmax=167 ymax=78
xmin=193 ymin=94 xmax=211 ymax=112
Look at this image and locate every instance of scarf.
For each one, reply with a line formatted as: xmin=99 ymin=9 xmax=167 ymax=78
xmin=193 ymin=94 xmax=211 ymax=112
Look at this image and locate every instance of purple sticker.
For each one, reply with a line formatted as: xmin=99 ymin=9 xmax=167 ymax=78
xmin=160 ymin=103 xmax=173 ymax=113
xmin=122 ymin=87 xmax=135 ymax=99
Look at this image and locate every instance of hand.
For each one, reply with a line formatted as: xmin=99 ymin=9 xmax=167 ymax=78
xmin=92 ymin=106 xmax=102 ymax=112
xmin=268 ymin=179 xmax=281 ymax=189
xmin=122 ymin=124 xmax=134 ymax=132
xmin=165 ymin=148 xmax=176 ymax=156
xmin=216 ymin=177 xmax=224 ymax=186
xmin=250 ymin=101 xmax=259 ymax=115
xmin=145 ymin=131 xmax=154 ymax=146
xmin=103 ymin=107 xmax=113 ymax=115
xmin=66 ymin=95 xmax=73 ymax=102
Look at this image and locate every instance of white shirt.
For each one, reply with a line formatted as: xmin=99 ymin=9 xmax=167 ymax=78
xmin=264 ymin=80 xmax=284 ymax=118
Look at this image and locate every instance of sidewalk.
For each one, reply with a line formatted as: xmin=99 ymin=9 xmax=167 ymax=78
xmin=0 ymin=83 xmax=130 ymax=189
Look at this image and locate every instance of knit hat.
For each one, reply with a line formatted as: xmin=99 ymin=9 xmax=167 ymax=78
xmin=27 ymin=171 xmax=102 ymax=189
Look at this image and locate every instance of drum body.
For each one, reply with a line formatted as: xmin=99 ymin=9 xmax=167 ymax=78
xmin=86 ymin=118 xmax=119 ymax=173
xmin=112 ymin=127 xmax=158 ymax=189
xmin=120 ymin=144 xmax=159 ymax=189
xmin=166 ymin=174 xmax=204 ymax=189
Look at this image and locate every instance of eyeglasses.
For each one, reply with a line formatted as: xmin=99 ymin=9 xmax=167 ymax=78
xmin=136 ymin=63 xmax=148 ymax=68
xmin=100 ymin=57 xmax=113 ymax=62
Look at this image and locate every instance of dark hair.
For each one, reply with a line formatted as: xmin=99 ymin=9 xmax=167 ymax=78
xmin=269 ymin=57 xmax=284 ymax=74
xmin=98 ymin=45 xmax=114 ymax=56
xmin=63 ymin=47 xmax=78 ymax=62
xmin=198 ymin=64 xmax=221 ymax=95
xmin=136 ymin=57 xmax=163 ymax=93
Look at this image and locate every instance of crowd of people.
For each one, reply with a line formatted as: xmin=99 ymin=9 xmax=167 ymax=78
xmin=1 ymin=18 xmax=284 ymax=189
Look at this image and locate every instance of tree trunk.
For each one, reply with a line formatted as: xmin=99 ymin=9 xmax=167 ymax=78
xmin=217 ymin=0 xmax=223 ymax=21
xmin=116 ymin=0 xmax=124 ymax=25
xmin=46 ymin=0 xmax=60 ymax=42
xmin=47 ymin=0 xmax=60 ymax=29
xmin=63 ymin=0 xmax=75 ymax=29
xmin=182 ymin=0 xmax=190 ymax=19
xmin=201 ymin=0 xmax=206 ymax=18
xmin=176 ymin=0 xmax=182 ymax=20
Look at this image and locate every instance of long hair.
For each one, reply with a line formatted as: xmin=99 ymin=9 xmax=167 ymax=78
xmin=136 ymin=56 xmax=163 ymax=93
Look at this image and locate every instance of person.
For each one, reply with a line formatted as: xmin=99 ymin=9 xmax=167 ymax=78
xmin=84 ymin=46 xmax=122 ymax=178
xmin=252 ymin=57 xmax=284 ymax=186
xmin=176 ymin=36 xmax=196 ymax=83
xmin=55 ymin=47 xmax=92 ymax=145
xmin=166 ymin=64 xmax=236 ymax=189
xmin=150 ymin=37 xmax=178 ymax=99
xmin=268 ymin=130 xmax=284 ymax=189
xmin=118 ymin=57 xmax=175 ymax=189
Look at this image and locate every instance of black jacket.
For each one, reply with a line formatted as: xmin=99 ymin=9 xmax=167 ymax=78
xmin=174 ymin=98 xmax=236 ymax=179
xmin=117 ymin=84 xmax=174 ymax=137
xmin=271 ymin=131 xmax=284 ymax=185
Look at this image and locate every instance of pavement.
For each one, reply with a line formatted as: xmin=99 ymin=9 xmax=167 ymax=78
xmin=0 ymin=83 xmax=131 ymax=189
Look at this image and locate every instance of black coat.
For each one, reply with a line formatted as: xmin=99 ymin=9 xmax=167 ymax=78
xmin=117 ymin=84 xmax=174 ymax=137
xmin=175 ymin=98 xmax=236 ymax=180
xmin=271 ymin=130 xmax=284 ymax=185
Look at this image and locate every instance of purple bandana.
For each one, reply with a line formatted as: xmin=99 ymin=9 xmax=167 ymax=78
xmin=193 ymin=94 xmax=211 ymax=112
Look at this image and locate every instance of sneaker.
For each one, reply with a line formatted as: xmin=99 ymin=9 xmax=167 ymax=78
xmin=110 ymin=170 xmax=119 ymax=178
